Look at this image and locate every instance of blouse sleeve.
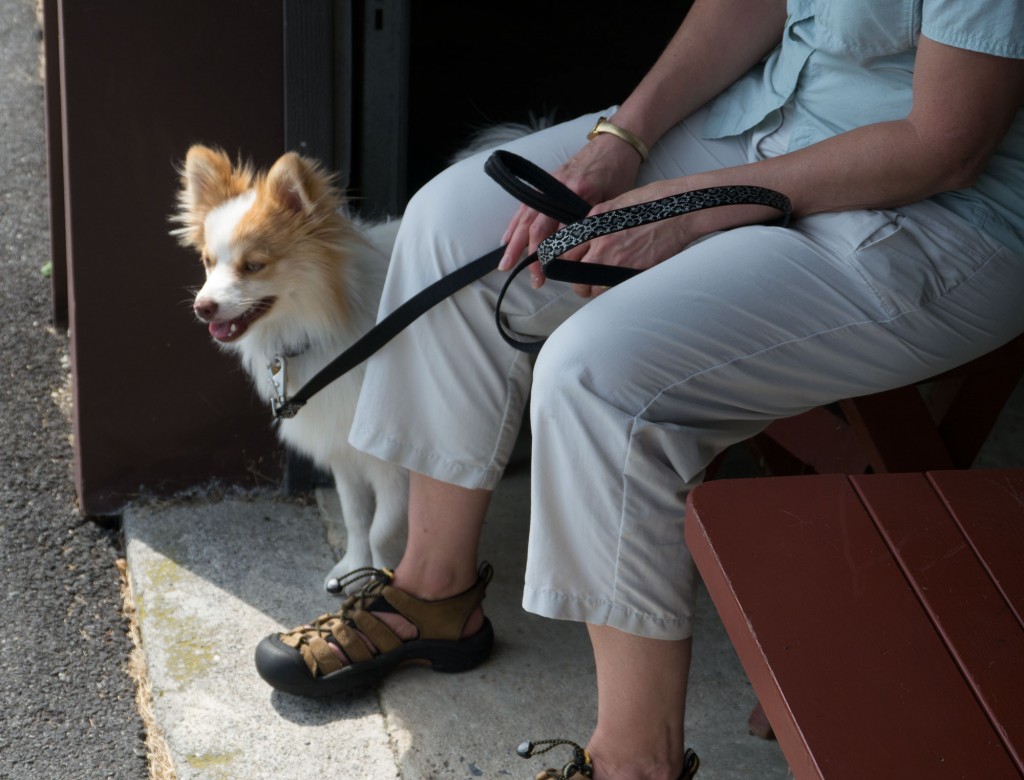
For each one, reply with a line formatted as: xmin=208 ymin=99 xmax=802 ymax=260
xmin=922 ymin=0 xmax=1024 ymax=59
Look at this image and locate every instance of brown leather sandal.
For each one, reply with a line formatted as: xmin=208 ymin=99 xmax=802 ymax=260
xmin=517 ymin=738 xmax=699 ymax=779
xmin=254 ymin=562 xmax=494 ymax=697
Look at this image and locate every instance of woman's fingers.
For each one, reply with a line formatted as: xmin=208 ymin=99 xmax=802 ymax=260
xmin=571 ymin=283 xmax=608 ymax=298
xmin=499 ymin=205 xmax=531 ymax=270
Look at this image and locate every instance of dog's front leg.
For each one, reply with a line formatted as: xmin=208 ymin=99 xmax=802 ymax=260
xmin=323 ymin=471 xmax=375 ymax=592
xmin=368 ymin=468 xmax=409 ymax=571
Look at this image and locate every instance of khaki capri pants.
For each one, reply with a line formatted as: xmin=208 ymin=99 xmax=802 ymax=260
xmin=350 ymin=108 xmax=1024 ymax=641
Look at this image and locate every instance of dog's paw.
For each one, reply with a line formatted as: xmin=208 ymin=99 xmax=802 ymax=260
xmin=323 ymin=551 xmax=373 ymax=595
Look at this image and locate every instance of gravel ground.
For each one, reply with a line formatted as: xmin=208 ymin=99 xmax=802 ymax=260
xmin=0 ymin=1 xmax=149 ymax=777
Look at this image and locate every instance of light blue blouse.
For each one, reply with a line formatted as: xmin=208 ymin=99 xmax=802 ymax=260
xmin=704 ymin=0 xmax=1024 ymax=255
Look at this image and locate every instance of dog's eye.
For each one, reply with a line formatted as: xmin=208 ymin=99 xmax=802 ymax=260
xmin=243 ymin=261 xmax=265 ymax=274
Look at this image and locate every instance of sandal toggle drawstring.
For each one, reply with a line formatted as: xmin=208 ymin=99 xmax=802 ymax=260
xmin=517 ymin=739 xmax=593 ymax=779
xmin=517 ymin=737 xmax=700 ymax=780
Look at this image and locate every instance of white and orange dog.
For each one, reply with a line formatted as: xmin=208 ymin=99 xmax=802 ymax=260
xmin=172 ymin=122 xmax=541 ymax=591
xmin=173 ymin=146 xmax=407 ymax=589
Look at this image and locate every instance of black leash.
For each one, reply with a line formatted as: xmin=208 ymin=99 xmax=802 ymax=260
xmin=270 ymin=150 xmax=791 ymax=418
xmin=269 ymin=246 xmax=504 ymax=418
xmin=268 ymin=151 xmax=577 ymax=418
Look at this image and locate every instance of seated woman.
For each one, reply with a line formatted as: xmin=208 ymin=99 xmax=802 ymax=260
xmin=255 ymin=1 xmax=1024 ymax=777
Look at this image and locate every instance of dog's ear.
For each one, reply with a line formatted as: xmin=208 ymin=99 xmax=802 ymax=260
xmin=264 ymin=150 xmax=339 ymax=217
xmin=265 ymin=152 xmax=329 ymax=216
xmin=171 ymin=145 xmax=249 ymax=248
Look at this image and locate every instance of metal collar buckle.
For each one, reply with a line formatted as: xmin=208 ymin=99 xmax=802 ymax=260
xmin=267 ymin=355 xmax=297 ymax=419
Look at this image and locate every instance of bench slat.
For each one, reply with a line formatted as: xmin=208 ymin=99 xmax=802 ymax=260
xmin=852 ymin=472 xmax=1024 ymax=775
xmin=929 ymin=470 xmax=1024 ymax=627
xmin=686 ymin=474 xmax=1019 ymax=779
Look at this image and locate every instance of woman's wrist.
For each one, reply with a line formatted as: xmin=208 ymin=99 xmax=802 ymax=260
xmin=587 ymin=116 xmax=650 ymax=161
xmin=582 ymin=131 xmax=646 ymax=181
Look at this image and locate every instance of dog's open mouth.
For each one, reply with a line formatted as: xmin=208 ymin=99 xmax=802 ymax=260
xmin=209 ymin=297 xmax=275 ymax=343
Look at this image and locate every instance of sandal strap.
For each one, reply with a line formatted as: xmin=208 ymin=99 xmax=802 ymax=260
xmin=328 ymin=619 xmax=377 ymax=664
xmin=307 ymin=630 xmax=348 ymax=674
xmin=379 ymin=561 xmax=493 ymax=641
xmin=278 ymin=562 xmax=494 ymax=678
xmin=681 ymin=748 xmax=700 ymax=779
xmin=518 ymin=739 xmax=699 ymax=779
xmin=349 ymin=607 xmax=404 ymax=653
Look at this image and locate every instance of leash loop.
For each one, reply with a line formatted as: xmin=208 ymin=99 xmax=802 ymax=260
xmin=483 ymin=150 xmax=591 ymax=225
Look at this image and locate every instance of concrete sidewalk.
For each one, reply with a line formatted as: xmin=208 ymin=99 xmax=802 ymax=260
xmin=123 ymin=463 xmax=794 ymax=780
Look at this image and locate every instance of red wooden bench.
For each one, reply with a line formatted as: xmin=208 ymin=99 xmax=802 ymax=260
xmin=686 ymin=470 xmax=1024 ymax=779
xmin=732 ymin=333 xmax=1024 ymax=738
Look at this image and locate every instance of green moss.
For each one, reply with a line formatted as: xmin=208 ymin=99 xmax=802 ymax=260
xmin=185 ymin=752 xmax=239 ymax=778
xmin=135 ymin=558 xmax=174 ymax=623
xmin=164 ymin=622 xmax=218 ymax=686
xmin=137 ymin=557 xmax=217 ymax=687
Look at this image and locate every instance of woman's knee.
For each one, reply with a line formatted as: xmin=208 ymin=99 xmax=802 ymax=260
xmin=403 ymin=152 xmax=521 ymax=235
xmin=530 ymin=314 xmax=634 ymax=424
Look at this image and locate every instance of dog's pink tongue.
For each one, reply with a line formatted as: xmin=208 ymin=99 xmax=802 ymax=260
xmin=209 ymin=320 xmax=242 ymax=342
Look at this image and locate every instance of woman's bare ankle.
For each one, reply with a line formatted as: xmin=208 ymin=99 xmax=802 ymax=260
xmin=391 ymin=559 xmax=480 ymax=601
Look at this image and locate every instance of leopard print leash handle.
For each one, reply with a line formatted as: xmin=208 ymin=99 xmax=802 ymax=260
xmin=487 ymin=151 xmax=792 ymax=353
xmin=537 ymin=184 xmax=792 ymax=286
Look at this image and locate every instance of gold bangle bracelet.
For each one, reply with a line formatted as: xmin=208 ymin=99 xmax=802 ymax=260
xmin=586 ymin=116 xmax=649 ymax=162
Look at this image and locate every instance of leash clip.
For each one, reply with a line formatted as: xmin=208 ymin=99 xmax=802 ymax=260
xmin=267 ymin=355 xmax=298 ymax=419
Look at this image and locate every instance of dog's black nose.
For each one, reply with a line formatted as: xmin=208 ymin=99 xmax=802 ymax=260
xmin=194 ymin=299 xmax=218 ymax=321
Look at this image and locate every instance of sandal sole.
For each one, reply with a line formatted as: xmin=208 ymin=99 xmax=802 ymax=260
xmin=254 ymin=618 xmax=495 ymax=698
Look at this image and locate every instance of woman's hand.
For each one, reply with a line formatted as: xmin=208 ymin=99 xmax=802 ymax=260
xmin=557 ymin=179 xmax=704 ymax=298
xmin=498 ymin=134 xmax=642 ymax=290
xmin=501 ymin=158 xmax=716 ymax=299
